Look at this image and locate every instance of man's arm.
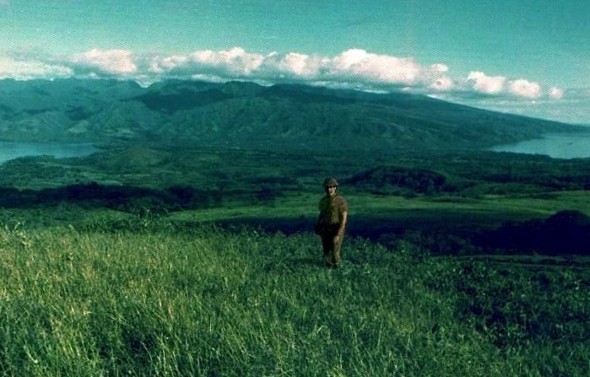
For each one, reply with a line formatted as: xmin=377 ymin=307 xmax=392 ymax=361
xmin=336 ymin=211 xmax=348 ymax=238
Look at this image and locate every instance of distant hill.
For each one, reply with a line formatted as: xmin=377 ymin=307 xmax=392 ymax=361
xmin=346 ymin=165 xmax=450 ymax=195
xmin=0 ymin=78 xmax=583 ymax=152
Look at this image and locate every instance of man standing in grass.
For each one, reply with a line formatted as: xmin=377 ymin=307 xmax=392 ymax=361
xmin=315 ymin=177 xmax=348 ymax=268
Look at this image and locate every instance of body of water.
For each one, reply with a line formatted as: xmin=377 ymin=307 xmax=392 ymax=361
xmin=0 ymin=141 xmax=99 ymax=164
xmin=490 ymin=133 xmax=590 ymax=159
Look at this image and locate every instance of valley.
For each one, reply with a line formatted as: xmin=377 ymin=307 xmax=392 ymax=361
xmin=2 ymin=142 xmax=590 ymax=256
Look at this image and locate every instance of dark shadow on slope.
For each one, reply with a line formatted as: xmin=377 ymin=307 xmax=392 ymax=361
xmin=212 ymin=210 xmax=590 ymax=257
xmin=2 ymin=182 xmax=589 ymax=256
xmin=134 ymin=88 xmax=231 ymax=113
xmin=475 ymin=210 xmax=590 ymax=255
xmin=0 ymin=182 xmax=223 ymax=213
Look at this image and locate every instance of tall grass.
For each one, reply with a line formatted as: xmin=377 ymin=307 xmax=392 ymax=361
xmin=0 ymin=220 xmax=588 ymax=376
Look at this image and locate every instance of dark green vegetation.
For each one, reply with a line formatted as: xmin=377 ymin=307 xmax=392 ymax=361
xmin=1 ymin=79 xmax=589 ymax=375
xmin=2 ymin=145 xmax=590 ymax=256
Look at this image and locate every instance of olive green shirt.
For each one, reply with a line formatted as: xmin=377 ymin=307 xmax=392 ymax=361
xmin=318 ymin=194 xmax=348 ymax=225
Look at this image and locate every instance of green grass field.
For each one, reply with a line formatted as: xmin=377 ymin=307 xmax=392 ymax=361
xmin=0 ymin=214 xmax=588 ymax=376
xmin=174 ymin=189 xmax=590 ymax=220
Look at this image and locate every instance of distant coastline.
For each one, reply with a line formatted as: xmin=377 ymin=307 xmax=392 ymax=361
xmin=490 ymin=132 xmax=590 ymax=159
xmin=0 ymin=142 xmax=99 ymax=164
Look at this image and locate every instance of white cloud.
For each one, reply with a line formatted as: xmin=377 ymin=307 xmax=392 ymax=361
xmin=188 ymin=47 xmax=265 ymax=75
xmin=463 ymin=71 xmax=563 ymax=101
xmin=329 ymin=49 xmax=422 ymax=85
xmin=508 ymin=79 xmax=542 ymax=99
xmin=426 ymin=64 xmax=453 ymax=91
xmin=143 ymin=47 xmax=267 ymax=81
xmin=0 ymin=57 xmax=72 ymax=80
xmin=140 ymin=48 xmax=451 ymax=90
xmin=430 ymin=76 xmax=453 ymax=91
xmin=431 ymin=63 xmax=449 ymax=73
xmin=148 ymin=54 xmax=188 ymax=74
xmin=269 ymin=52 xmax=323 ymax=77
xmin=0 ymin=47 xmax=570 ymax=104
xmin=467 ymin=71 xmax=506 ymax=95
xmin=549 ymin=86 xmax=564 ymax=99
xmin=71 ymin=49 xmax=137 ymax=75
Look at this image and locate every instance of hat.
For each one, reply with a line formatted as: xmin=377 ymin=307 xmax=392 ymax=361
xmin=322 ymin=177 xmax=339 ymax=187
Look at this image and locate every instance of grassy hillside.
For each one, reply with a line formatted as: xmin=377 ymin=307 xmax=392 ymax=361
xmin=0 ymin=218 xmax=588 ymax=376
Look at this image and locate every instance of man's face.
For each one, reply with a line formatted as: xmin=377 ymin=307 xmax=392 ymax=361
xmin=325 ymin=185 xmax=337 ymax=196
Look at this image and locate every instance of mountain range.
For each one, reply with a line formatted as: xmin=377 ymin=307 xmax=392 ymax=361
xmin=0 ymin=78 xmax=583 ymax=152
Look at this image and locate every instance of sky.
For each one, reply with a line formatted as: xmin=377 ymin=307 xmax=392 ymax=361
xmin=1 ymin=0 xmax=589 ymax=125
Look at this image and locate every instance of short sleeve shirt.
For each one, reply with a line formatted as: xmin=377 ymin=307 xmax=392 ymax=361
xmin=318 ymin=194 xmax=348 ymax=225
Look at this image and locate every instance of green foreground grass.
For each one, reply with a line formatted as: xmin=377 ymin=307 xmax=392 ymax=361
xmin=0 ymin=221 xmax=588 ymax=376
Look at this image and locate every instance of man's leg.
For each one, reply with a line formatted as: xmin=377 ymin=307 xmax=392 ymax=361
xmin=332 ymin=235 xmax=343 ymax=267
xmin=321 ymin=235 xmax=333 ymax=267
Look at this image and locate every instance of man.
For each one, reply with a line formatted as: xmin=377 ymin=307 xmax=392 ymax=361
xmin=315 ymin=177 xmax=348 ymax=268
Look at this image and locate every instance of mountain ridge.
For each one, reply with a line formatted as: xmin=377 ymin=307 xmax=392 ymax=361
xmin=0 ymin=78 xmax=583 ymax=152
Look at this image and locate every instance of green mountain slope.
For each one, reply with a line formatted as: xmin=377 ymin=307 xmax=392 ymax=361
xmin=0 ymin=78 xmax=583 ymax=151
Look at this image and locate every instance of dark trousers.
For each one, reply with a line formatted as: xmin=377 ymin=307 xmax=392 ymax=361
xmin=321 ymin=232 xmax=343 ymax=267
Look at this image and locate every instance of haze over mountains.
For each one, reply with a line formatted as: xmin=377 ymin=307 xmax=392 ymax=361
xmin=0 ymin=78 xmax=583 ymax=152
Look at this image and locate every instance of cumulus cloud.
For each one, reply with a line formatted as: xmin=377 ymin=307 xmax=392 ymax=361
xmin=138 ymin=47 xmax=454 ymax=91
xmin=328 ymin=49 xmax=422 ymax=85
xmin=144 ymin=47 xmax=267 ymax=83
xmin=508 ymin=79 xmax=542 ymax=99
xmin=71 ymin=49 xmax=137 ymax=75
xmin=430 ymin=76 xmax=453 ymax=91
xmin=267 ymin=52 xmax=324 ymax=77
xmin=0 ymin=56 xmax=72 ymax=80
xmin=467 ymin=71 xmax=506 ymax=95
xmin=189 ymin=47 xmax=265 ymax=75
xmin=0 ymin=47 xmax=566 ymax=103
xmin=464 ymin=71 xmax=562 ymax=101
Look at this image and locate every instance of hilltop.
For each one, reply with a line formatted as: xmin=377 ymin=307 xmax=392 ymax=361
xmin=0 ymin=78 xmax=583 ymax=152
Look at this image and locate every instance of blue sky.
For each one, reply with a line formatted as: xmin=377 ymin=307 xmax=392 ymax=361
xmin=1 ymin=0 xmax=589 ymax=124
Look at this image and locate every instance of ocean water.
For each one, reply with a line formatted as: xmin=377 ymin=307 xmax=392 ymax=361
xmin=0 ymin=141 xmax=99 ymax=164
xmin=490 ymin=133 xmax=590 ymax=159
